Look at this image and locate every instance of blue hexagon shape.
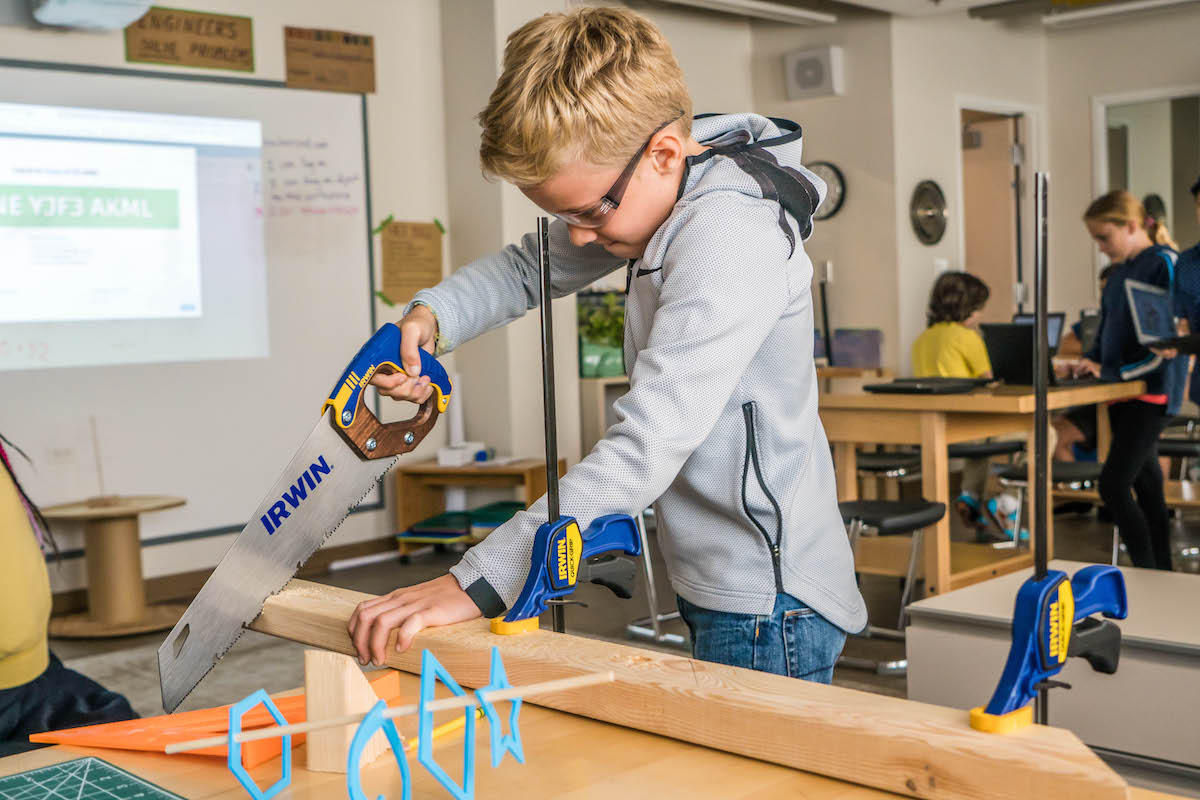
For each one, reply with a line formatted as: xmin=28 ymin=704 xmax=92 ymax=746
xmin=474 ymin=647 xmax=524 ymax=768
xmin=226 ymin=689 xmax=291 ymax=800
xmin=347 ymin=699 xmax=411 ymax=800
xmin=417 ymin=649 xmax=475 ymax=800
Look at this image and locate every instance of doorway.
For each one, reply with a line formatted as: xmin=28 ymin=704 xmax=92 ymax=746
xmin=960 ymin=109 xmax=1025 ymax=323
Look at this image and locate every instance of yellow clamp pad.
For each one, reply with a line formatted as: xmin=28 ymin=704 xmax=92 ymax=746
xmin=490 ymin=617 xmax=539 ymax=636
xmin=969 ymin=704 xmax=1032 ymax=734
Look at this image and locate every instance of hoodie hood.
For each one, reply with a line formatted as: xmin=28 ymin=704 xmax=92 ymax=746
xmin=680 ymin=113 xmax=826 ymax=257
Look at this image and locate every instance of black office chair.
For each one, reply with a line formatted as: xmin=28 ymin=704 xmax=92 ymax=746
xmin=838 ymin=499 xmax=946 ymax=676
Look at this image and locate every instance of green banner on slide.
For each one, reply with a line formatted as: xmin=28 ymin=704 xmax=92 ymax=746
xmin=0 ymin=185 xmax=179 ymax=228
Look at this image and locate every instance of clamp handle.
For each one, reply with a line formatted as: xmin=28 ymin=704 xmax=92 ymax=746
xmin=322 ymin=323 xmax=452 ymax=459
xmin=504 ymin=513 xmax=641 ymax=622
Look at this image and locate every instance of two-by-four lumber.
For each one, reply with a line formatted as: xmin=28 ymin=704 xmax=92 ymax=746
xmin=250 ymin=580 xmax=1129 ymax=800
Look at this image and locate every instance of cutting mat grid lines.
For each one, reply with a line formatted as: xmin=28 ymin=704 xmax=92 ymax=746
xmin=0 ymin=758 xmax=184 ymax=800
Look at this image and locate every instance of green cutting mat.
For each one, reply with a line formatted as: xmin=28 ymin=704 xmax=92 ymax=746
xmin=0 ymin=757 xmax=184 ymax=800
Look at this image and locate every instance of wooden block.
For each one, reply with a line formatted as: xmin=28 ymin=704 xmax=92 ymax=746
xmin=304 ymin=650 xmax=394 ymax=773
xmin=253 ymin=580 xmax=1128 ymax=800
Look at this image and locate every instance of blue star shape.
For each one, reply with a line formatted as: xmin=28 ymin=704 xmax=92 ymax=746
xmin=474 ymin=646 xmax=525 ymax=768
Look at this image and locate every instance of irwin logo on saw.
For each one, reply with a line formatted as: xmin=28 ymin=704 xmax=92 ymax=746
xmin=259 ymin=456 xmax=333 ymax=534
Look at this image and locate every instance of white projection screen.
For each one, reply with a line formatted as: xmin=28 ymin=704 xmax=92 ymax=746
xmin=0 ymin=61 xmax=381 ymax=565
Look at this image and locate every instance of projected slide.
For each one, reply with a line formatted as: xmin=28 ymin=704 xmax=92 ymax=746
xmin=0 ymin=102 xmax=267 ymax=370
xmin=0 ymin=137 xmax=201 ymax=322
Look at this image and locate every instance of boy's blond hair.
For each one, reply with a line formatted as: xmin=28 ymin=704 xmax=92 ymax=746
xmin=478 ymin=6 xmax=693 ymax=187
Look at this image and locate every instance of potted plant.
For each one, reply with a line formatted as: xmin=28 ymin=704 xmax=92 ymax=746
xmin=577 ymin=291 xmax=625 ymax=377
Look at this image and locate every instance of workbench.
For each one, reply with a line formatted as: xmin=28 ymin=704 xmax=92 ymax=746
xmin=819 ymin=382 xmax=1145 ymax=596
xmin=907 ymin=559 xmax=1200 ymax=773
xmin=5 ymin=579 xmax=1185 ymax=799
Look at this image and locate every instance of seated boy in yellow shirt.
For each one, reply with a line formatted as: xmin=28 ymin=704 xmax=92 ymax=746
xmin=911 ymin=273 xmax=1026 ymax=540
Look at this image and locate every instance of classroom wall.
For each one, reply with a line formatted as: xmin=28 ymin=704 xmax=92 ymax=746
xmin=889 ymin=12 xmax=1046 ymax=372
xmin=750 ymin=10 xmax=901 ymax=368
xmin=1045 ymin=2 xmax=1200 ymax=319
xmin=0 ymin=0 xmax=450 ymax=591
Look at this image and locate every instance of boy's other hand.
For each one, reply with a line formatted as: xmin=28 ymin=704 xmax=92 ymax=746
xmin=370 ymin=305 xmax=438 ymax=403
xmin=347 ymin=574 xmax=481 ymax=666
xmin=1151 ymin=346 xmax=1179 ymax=359
xmin=1075 ymin=358 xmax=1102 ymax=378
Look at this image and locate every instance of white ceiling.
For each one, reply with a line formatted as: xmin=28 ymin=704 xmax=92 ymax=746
xmin=833 ymin=0 xmax=1016 ymax=16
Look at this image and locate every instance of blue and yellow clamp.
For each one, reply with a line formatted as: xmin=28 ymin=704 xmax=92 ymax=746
xmin=488 ymin=514 xmax=642 ymax=634
xmin=971 ymin=564 xmax=1128 ymax=733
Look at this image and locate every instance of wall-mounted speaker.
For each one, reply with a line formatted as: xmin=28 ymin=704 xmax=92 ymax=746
xmin=783 ymin=45 xmax=844 ymax=101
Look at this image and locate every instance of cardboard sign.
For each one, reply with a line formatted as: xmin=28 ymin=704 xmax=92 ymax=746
xmin=381 ymin=222 xmax=442 ymax=306
xmin=125 ymin=7 xmax=254 ymax=72
xmin=284 ymin=26 xmax=375 ymax=94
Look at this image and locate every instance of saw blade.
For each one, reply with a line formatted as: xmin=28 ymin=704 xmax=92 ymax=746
xmin=156 ymin=409 xmax=394 ymax=712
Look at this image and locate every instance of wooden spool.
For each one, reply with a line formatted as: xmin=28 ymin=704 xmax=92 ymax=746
xmin=44 ymin=495 xmax=187 ymax=638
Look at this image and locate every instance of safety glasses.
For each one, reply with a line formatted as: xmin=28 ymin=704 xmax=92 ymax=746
xmin=551 ymin=116 xmax=681 ymax=229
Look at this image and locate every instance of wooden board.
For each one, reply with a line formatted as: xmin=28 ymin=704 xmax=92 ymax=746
xmin=41 ymin=495 xmax=184 ymax=520
xmin=249 ymin=580 xmax=1130 ymax=800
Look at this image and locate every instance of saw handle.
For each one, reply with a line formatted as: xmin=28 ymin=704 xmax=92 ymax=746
xmin=322 ymin=323 xmax=453 ymax=459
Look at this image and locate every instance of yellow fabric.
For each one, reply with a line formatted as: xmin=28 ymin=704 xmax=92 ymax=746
xmin=911 ymin=322 xmax=992 ymax=379
xmin=0 ymin=468 xmax=50 ymax=689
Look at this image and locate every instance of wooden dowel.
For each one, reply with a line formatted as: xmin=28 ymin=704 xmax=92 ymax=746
xmin=165 ymin=670 xmax=613 ymax=755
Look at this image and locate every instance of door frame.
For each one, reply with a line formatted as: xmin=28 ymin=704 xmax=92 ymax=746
xmin=1091 ymin=82 xmax=1200 ymax=298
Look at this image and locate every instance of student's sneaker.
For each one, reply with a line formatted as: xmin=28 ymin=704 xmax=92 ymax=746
xmin=954 ymin=492 xmax=984 ymax=529
xmin=985 ymin=495 xmax=1029 ymax=548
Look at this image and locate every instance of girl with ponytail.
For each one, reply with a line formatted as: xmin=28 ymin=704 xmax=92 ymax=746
xmin=1076 ymin=190 xmax=1183 ymax=571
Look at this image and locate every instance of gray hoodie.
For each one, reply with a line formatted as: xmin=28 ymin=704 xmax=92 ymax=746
xmin=409 ymin=113 xmax=867 ymax=634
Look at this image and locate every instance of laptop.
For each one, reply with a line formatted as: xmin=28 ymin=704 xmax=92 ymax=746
xmin=1011 ymin=312 xmax=1065 ymax=351
xmin=864 ymin=377 xmax=987 ymax=395
xmin=864 ymin=376 xmax=990 ymax=395
xmin=1124 ymin=279 xmax=1178 ymax=346
xmin=981 ymin=322 xmax=1099 ymax=387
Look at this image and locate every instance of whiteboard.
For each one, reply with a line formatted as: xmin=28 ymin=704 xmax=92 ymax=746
xmin=0 ymin=61 xmax=381 ymax=558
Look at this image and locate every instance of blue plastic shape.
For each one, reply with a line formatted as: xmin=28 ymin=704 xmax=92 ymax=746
xmin=346 ymin=699 xmax=411 ymax=800
xmin=417 ymin=649 xmax=475 ymax=800
xmin=474 ymin=647 xmax=524 ymax=768
xmin=227 ymin=689 xmax=291 ymax=800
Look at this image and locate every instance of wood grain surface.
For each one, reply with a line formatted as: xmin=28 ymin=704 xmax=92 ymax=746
xmin=248 ymin=580 xmax=1132 ymax=800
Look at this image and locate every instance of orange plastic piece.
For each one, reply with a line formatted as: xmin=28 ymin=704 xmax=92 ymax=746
xmin=29 ymin=668 xmax=402 ymax=768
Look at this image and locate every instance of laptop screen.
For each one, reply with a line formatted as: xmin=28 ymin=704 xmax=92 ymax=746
xmin=1124 ymin=280 xmax=1174 ymax=344
xmin=1011 ymin=312 xmax=1065 ymax=351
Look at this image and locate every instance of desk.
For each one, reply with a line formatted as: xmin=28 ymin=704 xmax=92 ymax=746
xmin=907 ymin=560 xmax=1200 ymax=772
xmin=819 ymin=383 xmax=1145 ymax=596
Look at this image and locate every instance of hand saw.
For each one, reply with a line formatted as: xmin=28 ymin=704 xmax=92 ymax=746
xmin=157 ymin=323 xmax=451 ymax=712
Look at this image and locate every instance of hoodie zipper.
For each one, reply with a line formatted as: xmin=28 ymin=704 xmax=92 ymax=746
xmin=742 ymin=401 xmax=784 ymax=594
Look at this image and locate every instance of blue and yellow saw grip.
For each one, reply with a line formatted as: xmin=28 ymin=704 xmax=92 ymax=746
xmin=322 ymin=323 xmax=452 ymax=427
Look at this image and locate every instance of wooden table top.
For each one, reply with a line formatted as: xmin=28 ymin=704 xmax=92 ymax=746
xmin=40 ymin=495 xmax=185 ymax=521
xmin=819 ymin=381 xmax=1146 ymax=414
xmin=0 ymin=668 xmax=1181 ymax=800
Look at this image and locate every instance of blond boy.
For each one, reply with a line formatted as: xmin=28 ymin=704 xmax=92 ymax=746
xmin=349 ymin=7 xmax=865 ymax=682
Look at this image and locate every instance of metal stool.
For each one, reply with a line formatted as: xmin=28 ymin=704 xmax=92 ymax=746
xmin=1157 ymin=437 xmax=1200 ymax=481
xmin=947 ymin=440 xmax=1025 ymax=460
xmin=625 ymin=508 xmax=688 ymax=648
xmin=855 ymin=449 xmax=921 ymax=479
xmin=837 ymin=499 xmax=946 ymax=675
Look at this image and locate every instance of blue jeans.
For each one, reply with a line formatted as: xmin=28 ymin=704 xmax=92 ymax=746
xmin=676 ymin=594 xmax=846 ymax=684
